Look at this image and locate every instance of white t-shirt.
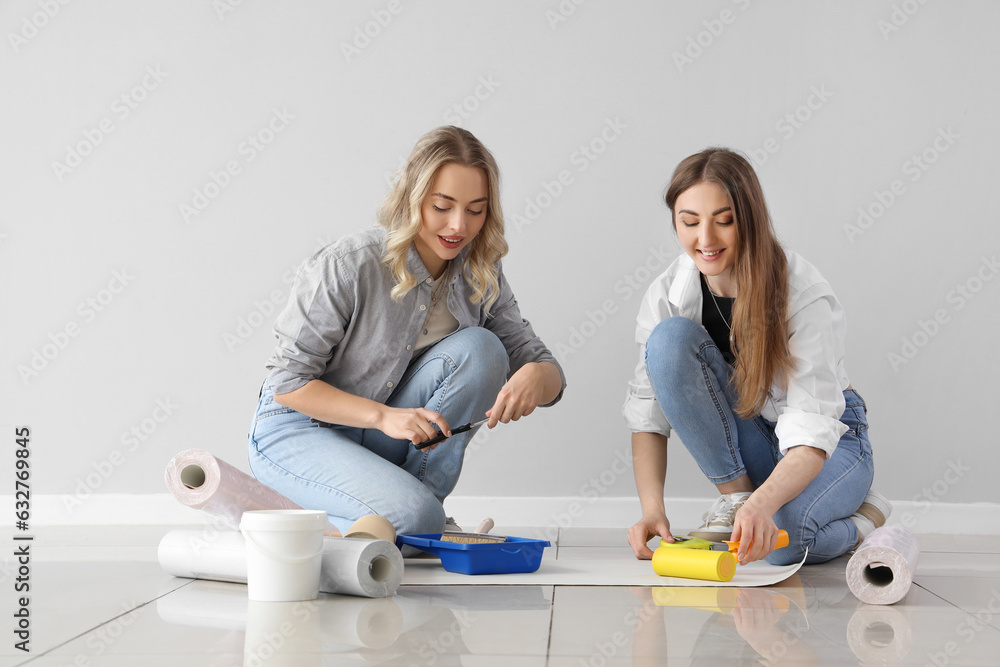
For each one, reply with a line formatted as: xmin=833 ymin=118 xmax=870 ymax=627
xmin=413 ymin=269 xmax=459 ymax=356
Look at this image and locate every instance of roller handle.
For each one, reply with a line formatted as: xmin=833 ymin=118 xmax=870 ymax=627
xmin=720 ymin=529 xmax=789 ymax=552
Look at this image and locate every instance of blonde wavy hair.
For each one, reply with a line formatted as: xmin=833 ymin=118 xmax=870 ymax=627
xmin=378 ymin=126 xmax=508 ymax=314
xmin=665 ymin=148 xmax=794 ymax=418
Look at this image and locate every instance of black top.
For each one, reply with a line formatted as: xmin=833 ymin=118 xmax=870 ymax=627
xmin=700 ymin=274 xmax=736 ymax=365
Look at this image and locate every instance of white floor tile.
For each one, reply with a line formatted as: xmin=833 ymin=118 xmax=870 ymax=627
xmin=915 ymin=552 xmax=1000 ymax=578
xmin=9 ymin=525 xmax=1000 ymax=665
xmin=0 ymin=559 xmax=187 ymax=662
xmin=557 ymin=526 xmax=625 ymax=547
xmin=915 ymin=577 xmax=1000 ymax=631
xmin=42 ymin=581 xmax=554 ymax=663
xmin=548 ymin=587 xmax=1000 ymax=664
xmin=916 ymin=533 xmax=1000 ymax=554
xmin=556 ymin=545 xmax=636 ymax=560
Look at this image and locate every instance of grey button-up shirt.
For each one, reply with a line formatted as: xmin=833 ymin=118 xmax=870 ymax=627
xmin=266 ymin=227 xmax=566 ymax=406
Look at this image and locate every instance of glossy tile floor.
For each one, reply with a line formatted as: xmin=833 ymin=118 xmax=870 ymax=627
xmin=2 ymin=526 xmax=998 ymax=666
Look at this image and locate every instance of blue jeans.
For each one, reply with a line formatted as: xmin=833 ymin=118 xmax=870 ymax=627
xmin=644 ymin=317 xmax=874 ymax=565
xmin=247 ymin=327 xmax=509 ymax=537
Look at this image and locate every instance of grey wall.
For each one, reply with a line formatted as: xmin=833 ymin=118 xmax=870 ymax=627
xmin=3 ymin=1 xmax=998 ymax=510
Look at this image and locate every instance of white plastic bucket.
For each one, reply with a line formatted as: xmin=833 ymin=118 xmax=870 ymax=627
xmin=240 ymin=510 xmax=327 ymax=602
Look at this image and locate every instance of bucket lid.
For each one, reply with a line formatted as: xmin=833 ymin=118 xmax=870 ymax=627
xmin=240 ymin=509 xmax=328 ymax=532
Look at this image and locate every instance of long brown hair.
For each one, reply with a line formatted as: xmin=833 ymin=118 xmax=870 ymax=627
xmin=664 ymin=148 xmax=793 ymax=418
xmin=378 ymin=126 xmax=508 ymax=314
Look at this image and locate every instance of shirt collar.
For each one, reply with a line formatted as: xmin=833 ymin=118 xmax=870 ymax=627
xmin=404 ymin=240 xmax=473 ymax=284
xmin=668 ymin=253 xmax=703 ymax=312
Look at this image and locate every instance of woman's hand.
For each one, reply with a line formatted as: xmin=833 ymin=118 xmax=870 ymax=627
xmin=485 ymin=362 xmax=549 ymax=428
xmin=731 ymin=497 xmax=781 ymax=565
xmin=728 ymin=445 xmax=825 ymax=564
xmin=375 ymin=406 xmax=451 ymax=448
xmin=628 ymin=513 xmax=674 ymax=560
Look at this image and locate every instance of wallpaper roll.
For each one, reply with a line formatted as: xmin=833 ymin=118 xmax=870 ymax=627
xmin=344 ymin=514 xmax=397 ymax=543
xmin=320 ymin=537 xmax=403 ymax=598
xmin=846 ymin=525 xmax=921 ymax=605
xmin=846 ymin=606 xmax=913 ymax=663
xmin=158 ymin=530 xmax=403 ymax=598
xmin=651 ymin=547 xmax=737 ymax=582
xmin=158 ymin=529 xmax=249 ymax=584
xmin=165 ymin=449 xmax=341 ymax=536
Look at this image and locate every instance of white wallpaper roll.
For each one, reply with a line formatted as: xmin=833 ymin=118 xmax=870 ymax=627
xmin=158 ymin=529 xmax=403 ymax=598
xmin=846 ymin=525 xmax=921 ymax=605
xmin=319 ymin=537 xmax=402 ymax=598
xmin=159 ymin=529 xmax=249 ymax=584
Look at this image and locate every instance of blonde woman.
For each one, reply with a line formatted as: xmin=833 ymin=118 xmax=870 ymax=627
xmin=624 ymin=148 xmax=889 ymax=565
xmin=249 ymin=126 xmax=565 ymax=536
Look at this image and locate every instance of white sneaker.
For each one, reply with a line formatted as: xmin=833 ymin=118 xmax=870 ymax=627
xmin=443 ymin=517 xmax=464 ymax=533
xmin=689 ymin=492 xmax=752 ymax=542
xmin=854 ymin=490 xmax=892 ymax=527
xmin=850 ymin=490 xmax=892 ymax=545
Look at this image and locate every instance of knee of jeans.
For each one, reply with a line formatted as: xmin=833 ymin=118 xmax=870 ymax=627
xmin=646 ymin=317 xmax=701 ymax=371
xmin=765 ymin=504 xmax=805 ymax=562
xmin=459 ymin=327 xmax=509 ymax=386
xmin=765 ymin=542 xmax=808 ymax=566
xmin=395 ymin=488 xmax=446 ymax=535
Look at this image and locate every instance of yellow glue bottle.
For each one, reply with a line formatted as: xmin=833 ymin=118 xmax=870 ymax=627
xmin=651 ymin=545 xmax=737 ymax=582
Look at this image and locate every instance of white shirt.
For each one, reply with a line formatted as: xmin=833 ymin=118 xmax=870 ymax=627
xmin=622 ymin=250 xmax=851 ymax=459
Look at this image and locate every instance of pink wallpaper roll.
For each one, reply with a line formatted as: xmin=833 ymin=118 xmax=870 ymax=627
xmin=164 ymin=448 xmax=340 ymax=536
xmin=846 ymin=525 xmax=921 ymax=605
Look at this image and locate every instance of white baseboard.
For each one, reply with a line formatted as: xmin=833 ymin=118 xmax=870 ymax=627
xmin=11 ymin=494 xmax=1000 ymax=535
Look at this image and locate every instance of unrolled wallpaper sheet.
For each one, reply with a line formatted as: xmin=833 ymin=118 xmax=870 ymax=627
xmin=399 ymin=550 xmax=809 ymax=587
xmin=846 ymin=525 xmax=921 ymax=605
xmin=158 ymin=529 xmax=403 ymax=598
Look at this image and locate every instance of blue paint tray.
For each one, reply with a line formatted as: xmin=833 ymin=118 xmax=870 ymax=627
xmin=396 ymin=534 xmax=550 ymax=575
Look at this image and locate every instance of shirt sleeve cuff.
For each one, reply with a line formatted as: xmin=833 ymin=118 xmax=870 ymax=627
xmin=622 ymin=396 xmax=672 ymax=437
xmin=774 ymin=409 xmax=848 ymax=459
xmin=538 ymin=358 xmax=567 ymax=407
xmin=266 ymin=370 xmax=312 ymax=397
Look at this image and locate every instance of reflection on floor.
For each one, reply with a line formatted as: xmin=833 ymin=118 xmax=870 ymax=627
xmin=2 ymin=526 xmax=998 ymax=666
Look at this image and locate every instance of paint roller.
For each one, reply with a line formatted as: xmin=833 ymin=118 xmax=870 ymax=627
xmin=651 ymin=529 xmax=790 ymax=582
xmin=652 ymin=547 xmax=738 ymax=582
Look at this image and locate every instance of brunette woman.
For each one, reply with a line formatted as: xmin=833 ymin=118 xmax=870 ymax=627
xmin=624 ymin=148 xmax=888 ymax=565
